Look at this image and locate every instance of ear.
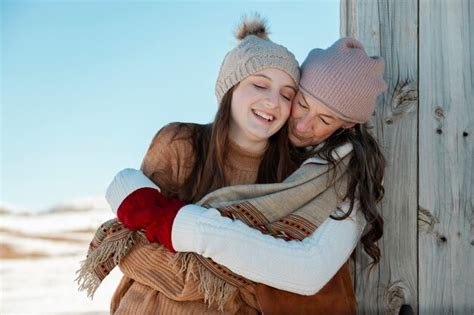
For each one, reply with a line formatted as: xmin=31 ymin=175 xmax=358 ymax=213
xmin=343 ymin=123 xmax=356 ymax=129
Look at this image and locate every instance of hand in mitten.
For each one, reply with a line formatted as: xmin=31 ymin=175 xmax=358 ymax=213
xmin=106 ymin=168 xmax=186 ymax=252
xmin=116 ymin=187 xmax=165 ymax=231
xmin=145 ymin=196 xmax=186 ymax=253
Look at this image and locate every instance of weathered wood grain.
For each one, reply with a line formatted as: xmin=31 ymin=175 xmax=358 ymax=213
xmin=418 ymin=0 xmax=474 ymax=313
xmin=341 ymin=0 xmax=419 ymax=313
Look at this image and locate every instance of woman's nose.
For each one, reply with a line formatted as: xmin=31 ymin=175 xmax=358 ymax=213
xmin=295 ymin=116 xmax=313 ymax=133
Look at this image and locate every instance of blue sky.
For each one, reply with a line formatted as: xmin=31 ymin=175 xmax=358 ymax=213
xmin=1 ymin=0 xmax=340 ymax=211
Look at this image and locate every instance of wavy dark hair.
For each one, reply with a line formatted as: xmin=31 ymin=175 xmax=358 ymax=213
xmin=291 ymin=123 xmax=385 ymax=266
xmin=158 ymin=86 xmax=296 ymax=203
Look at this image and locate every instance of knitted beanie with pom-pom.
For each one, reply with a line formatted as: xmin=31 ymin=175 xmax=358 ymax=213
xmin=215 ymin=14 xmax=300 ymax=104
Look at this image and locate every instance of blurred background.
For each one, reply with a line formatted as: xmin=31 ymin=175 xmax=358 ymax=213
xmin=1 ymin=0 xmax=340 ymax=313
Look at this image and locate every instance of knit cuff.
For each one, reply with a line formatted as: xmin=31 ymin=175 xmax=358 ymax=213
xmin=105 ymin=168 xmax=160 ymax=214
xmin=172 ymin=204 xmax=218 ymax=252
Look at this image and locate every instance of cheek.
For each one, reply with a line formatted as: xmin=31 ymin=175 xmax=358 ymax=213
xmin=313 ymin=125 xmax=338 ymax=140
xmin=231 ymin=104 xmax=248 ymax=125
xmin=232 ymin=85 xmax=256 ymax=108
xmin=290 ymin=105 xmax=302 ymax=119
xmin=230 ymin=95 xmax=246 ymax=122
xmin=281 ymin=102 xmax=292 ymax=119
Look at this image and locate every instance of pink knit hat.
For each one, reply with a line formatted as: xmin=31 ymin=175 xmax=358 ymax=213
xmin=299 ymin=38 xmax=387 ymax=123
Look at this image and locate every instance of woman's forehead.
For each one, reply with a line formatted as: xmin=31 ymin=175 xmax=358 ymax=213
xmin=296 ymin=91 xmax=347 ymax=121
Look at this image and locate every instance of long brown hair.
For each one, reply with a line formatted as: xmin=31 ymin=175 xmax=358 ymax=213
xmin=163 ymin=86 xmax=296 ymax=203
xmin=292 ymin=123 xmax=385 ymax=266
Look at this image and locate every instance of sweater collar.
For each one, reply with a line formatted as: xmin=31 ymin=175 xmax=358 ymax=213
xmin=226 ymin=138 xmax=265 ymax=172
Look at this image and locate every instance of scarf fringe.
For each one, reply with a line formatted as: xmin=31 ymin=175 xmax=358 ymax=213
xmin=75 ymin=230 xmax=136 ymax=298
xmin=173 ymin=253 xmax=236 ymax=311
xmin=75 ymin=265 xmax=102 ymax=299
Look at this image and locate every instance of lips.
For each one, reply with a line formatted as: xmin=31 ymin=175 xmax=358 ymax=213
xmin=252 ymin=109 xmax=275 ymax=122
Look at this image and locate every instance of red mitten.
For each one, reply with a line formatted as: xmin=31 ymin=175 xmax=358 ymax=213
xmin=116 ymin=187 xmax=165 ymax=231
xmin=145 ymin=196 xmax=186 ymax=252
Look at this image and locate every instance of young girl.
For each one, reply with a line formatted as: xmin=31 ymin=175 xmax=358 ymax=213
xmin=96 ymin=17 xmax=300 ymax=314
xmin=103 ymin=36 xmax=387 ymax=314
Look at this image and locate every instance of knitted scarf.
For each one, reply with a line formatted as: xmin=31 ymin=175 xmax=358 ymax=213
xmin=76 ymin=144 xmax=352 ymax=310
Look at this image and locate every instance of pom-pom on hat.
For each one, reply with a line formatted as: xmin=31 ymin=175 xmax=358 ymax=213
xmin=299 ymin=38 xmax=388 ymax=123
xmin=215 ymin=14 xmax=300 ymax=104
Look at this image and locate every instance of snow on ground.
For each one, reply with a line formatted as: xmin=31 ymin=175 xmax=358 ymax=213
xmin=0 ymin=207 xmax=114 ymax=234
xmin=0 ymin=208 xmax=123 ymax=315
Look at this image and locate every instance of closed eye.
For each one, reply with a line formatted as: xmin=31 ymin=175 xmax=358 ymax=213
xmin=320 ymin=116 xmax=330 ymax=125
xmin=298 ymin=101 xmax=309 ymax=109
xmin=253 ymin=84 xmax=266 ymax=89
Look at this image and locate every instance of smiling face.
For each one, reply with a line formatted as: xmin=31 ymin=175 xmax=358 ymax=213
xmin=229 ymin=68 xmax=297 ymax=152
xmin=288 ymin=91 xmax=356 ymax=147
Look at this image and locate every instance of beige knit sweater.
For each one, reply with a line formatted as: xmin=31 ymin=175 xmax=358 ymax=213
xmin=110 ymin=123 xmax=264 ymax=314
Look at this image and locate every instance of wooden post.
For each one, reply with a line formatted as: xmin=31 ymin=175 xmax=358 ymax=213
xmin=418 ymin=0 xmax=473 ymax=313
xmin=342 ymin=0 xmax=474 ymax=313
xmin=341 ymin=0 xmax=419 ymax=313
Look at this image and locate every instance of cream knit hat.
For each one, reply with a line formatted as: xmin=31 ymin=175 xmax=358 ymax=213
xmin=300 ymin=38 xmax=387 ymax=123
xmin=215 ymin=16 xmax=300 ymax=104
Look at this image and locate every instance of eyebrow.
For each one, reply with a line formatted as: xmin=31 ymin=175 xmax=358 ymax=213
xmin=300 ymin=93 xmax=336 ymax=120
xmin=252 ymin=74 xmax=297 ymax=92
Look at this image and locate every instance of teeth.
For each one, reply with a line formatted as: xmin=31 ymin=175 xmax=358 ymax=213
xmin=253 ymin=110 xmax=274 ymax=121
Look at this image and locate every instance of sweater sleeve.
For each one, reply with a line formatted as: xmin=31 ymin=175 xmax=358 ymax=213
xmin=106 ymin=168 xmax=161 ymax=214
xmin=172 ymin=203 xmax=365 ymax=295
xmin=139 ymin=123 xmax=194 ymax=188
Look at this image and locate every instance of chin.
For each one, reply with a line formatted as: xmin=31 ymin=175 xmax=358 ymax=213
xmin=250 ymin=128 xmax=278 ymax=141
xmin=289 ymin=136 xmax=305 ymax=147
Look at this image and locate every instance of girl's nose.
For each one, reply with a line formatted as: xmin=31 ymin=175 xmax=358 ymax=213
xmin=264 ymin=91 xmax=279 ymax=109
